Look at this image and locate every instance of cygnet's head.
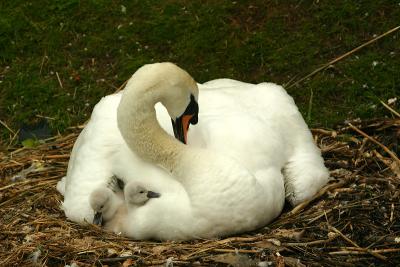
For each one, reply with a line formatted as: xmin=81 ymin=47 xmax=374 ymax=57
xmin=89 ymin=187 xmax=115 ymax=225
xmin=124 ymin=182 xmax=161 ymax=206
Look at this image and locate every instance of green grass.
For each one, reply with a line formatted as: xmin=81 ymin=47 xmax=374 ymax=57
xmin=1 ymin=0 xmax=399 ymax=145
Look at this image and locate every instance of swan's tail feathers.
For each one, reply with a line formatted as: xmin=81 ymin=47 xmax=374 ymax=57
xmin=283 ymin=155 xmax=330 ymax=206
xmin=56 ymin=176 xmax=66 ymax=195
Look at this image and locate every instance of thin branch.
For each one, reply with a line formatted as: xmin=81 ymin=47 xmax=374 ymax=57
xmin=212 ymin=248 xmax=259 ymax=254
xmin=285 ymin=164 xmax=366 ymax=217
xmin=0 ymin=119 xmax=16 ymax=135
xmin=329 ymin=226 xmax=360 ymax=248
xmin=330 ymin=248 xmax=400 ymax=255
xmin=55 ymin=71 xmax=63 ymax=89
xmin=380 ymin=101 xmax=400 ymax=118
xmin=348 ymin=123 xmax=400 ymax=164
xmin=284 ymin=235 xmax=338 ymax=247
xmin=114 ymin=79 xmax=128 ymax=93
xmin=288 ymin=25 xmax=400 ymax=88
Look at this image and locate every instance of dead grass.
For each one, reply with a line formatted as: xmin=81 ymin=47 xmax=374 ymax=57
xmin=0 ymin=118 xmax=399 ymax=266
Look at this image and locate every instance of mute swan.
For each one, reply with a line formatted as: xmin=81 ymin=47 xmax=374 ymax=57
xmin=111 ymin=62 xmax=285 ymax=239
xmin=58 ymin=62 xmax=328 ymax=238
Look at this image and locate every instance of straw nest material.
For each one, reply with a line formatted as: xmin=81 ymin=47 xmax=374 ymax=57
xmin=1 ymin=118 xmax=399 ymax=267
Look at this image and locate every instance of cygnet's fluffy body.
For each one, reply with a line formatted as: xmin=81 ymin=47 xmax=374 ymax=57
xmin=89 ymin=187 xmax=120 ymax=225
xmin=89 ymin=175 xmax=125 ymax=225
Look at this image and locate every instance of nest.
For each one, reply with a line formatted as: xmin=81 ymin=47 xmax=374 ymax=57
xmin=1 ymin=118 xmax=399 ymax=267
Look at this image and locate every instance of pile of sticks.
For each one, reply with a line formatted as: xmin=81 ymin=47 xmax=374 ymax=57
xmin=0 ymin=117 xmax=399 ymax=266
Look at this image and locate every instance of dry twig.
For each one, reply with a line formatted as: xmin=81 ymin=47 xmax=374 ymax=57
xmin=288 ymin=25 xmax=400 ymax=88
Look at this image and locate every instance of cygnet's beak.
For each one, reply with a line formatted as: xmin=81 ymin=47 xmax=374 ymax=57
xmin=171 ymin=95 xmax=199 ymax=144
xmin=93 ymin=212 xmax=103 ymax=226
xmin=147 ymin=191 xmax=161 ymax=198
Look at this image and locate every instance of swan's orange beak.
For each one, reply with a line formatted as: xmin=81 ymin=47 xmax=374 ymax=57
xmin=172 ymin=95 xmax=199 ymax=144
xmin=172 ymin=114 xmax=193 ymax=144
xmin=181 ymin=114 xmax=193 ymax=144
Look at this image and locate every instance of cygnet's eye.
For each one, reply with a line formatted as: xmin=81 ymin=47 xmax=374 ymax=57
xmin=100 ymin=205 xmax=104 ymax=209
xmin=139 ymin=190 xmax=144 ymax=194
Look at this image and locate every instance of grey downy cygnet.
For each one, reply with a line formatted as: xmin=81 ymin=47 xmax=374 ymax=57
xmin=89 ymin=175 xmax=125 ymax=226
xmin=89 ymin=176 xmax=161 ymax=226
xmin=102 ymin=180 xmax=162 ymax=233
xmin=124 ymin=181 xmax=161 ymax=206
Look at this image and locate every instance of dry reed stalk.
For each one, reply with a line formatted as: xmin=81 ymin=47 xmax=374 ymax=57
xmin=380 ymin=101 xmax=400 ymax=118
xmin=0 ymin=119 xmax=16 ymax=135
xmin=288 ymin=25 xmax=400 ymax=88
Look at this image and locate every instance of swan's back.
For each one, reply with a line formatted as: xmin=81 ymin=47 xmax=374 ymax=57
xmin=191 ymin=81 xmax=307 ymax=171
xmin=192 ymin=79 xmax=328 ymax=205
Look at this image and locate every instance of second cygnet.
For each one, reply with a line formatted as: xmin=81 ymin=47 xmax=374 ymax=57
xmin=89 ymin=176 xmax=161 ymax=228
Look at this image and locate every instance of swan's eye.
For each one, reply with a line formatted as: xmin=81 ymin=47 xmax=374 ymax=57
xmin=139 ymin=191 xmax=144 ymax=194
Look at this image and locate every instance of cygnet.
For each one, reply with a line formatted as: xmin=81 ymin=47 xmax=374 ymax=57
xmin=102 ymin=181 xmax=162 ymax=233
xmin=89 ymin=175 xmax=125 ymax=225
xmin=124 ymin=181 xmax=161 ymax=206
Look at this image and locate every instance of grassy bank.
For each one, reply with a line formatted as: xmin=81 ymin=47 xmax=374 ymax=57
xmin=1 ymin=0 xmax=399 ymax=145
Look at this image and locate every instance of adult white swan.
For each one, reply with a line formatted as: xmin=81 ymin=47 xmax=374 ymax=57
xmin=105 ymin=62 xmax=328 ymax=240
xmin=58 ymin=62 xmax=328 ymax=239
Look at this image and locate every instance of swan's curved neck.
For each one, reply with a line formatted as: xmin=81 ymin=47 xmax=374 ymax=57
xmin=117 ymin=78 xmax=185 ymax=172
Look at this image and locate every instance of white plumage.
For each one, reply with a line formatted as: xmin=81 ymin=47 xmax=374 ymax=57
xmin=57 ymin=62 xmax=329 ymax=240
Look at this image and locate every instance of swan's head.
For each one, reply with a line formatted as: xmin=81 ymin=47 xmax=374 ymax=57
xmin=132 ymin=62 xmax=199 ymax=144
xmin=170 ymin=93 xmax=199 ymax=144
xmin=89 ymin=187 xmax=114 ymax=225
xmin=124 ymin=181 xmax=161 ymax=206
xmin=154 ymin=63 xmax=199 ymax=144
